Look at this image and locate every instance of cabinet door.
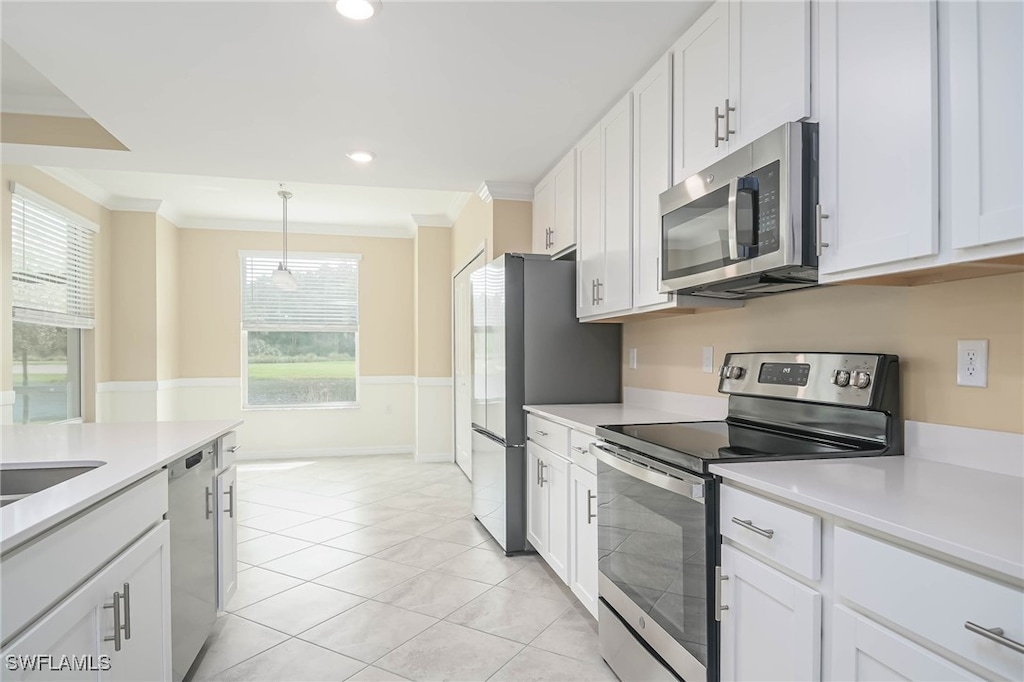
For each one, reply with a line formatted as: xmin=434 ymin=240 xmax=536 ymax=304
xmin=673 ymin=0 xmax=730 ymax=181
xmin=217 ymin=466 xmax=238 ymax=610
xmin=720 ymin=545 xmax=821 ymax=682
xmin=551 ymin=152 xmax=577 ymax=254
xmin=633 ymin=54 xmax=674 ymax=309
xmin=525 ymin=444 xmax=547 ymax=556
xmin=570 ymin=466 xmax=598 ymax=618
xmin=727 ymin=0 xmax=810 ymax=148
xmin=544 ymin=452 xmax=570 ymax=582
xmin=532 ymin=178 xmax=555 ymax=254
xmin=832 ymin=606 xmax=979 ymax=681
xmin=576 ymin=124 xmax=603 ymax=318
xmin=817 ymin=0 xmax=938 ymax=276
xmin=2 ymin=594 xmax=104 ymax=681
xmin=946 ymin=0 xmax=1024 ymax=250
xmin=106 ymin=522 xmax=172 ymax=682
xmin=600 ymin=92 xmax=634 ymax=315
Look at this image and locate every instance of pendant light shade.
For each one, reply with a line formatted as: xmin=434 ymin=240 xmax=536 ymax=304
xmin=274 ymin=187 xmax=298 ymax=290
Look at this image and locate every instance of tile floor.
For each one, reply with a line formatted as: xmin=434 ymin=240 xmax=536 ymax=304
xmin=189 ymin=455 xmax=615 ymax=682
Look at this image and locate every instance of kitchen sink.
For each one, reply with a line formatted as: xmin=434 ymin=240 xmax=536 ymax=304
xmin=0 ymin=462 xmax=104 ymax=507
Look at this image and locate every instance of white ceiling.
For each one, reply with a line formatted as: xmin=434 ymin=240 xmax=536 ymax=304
xmin=1 ymin=42 xmax=88 ymax=117
xmin=2 ymin=1 xmax=709 ymax=195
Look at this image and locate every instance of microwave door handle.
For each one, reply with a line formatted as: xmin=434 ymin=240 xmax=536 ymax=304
xmin=727 ymin=176 xmax=759 ymax=261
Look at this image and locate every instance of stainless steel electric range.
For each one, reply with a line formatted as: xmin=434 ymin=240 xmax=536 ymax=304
xmin=591 ymin=351 xmax=902 ymax=682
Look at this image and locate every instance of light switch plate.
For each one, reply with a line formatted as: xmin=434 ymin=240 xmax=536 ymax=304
xmin=957 ymin=339 xmax=988 ymax=388
xmin=702 ymin=346 xmax=715 ymax=374
xmin=628 ymin=348 xmax=638 ymax=370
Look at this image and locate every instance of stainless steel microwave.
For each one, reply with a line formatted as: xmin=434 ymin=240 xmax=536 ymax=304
xmin=659 ymin=121 xmax=820 ymax=299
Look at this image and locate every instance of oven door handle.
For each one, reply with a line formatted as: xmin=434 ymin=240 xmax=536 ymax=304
xmin=590 ymin=443 xmax=705 ymax=503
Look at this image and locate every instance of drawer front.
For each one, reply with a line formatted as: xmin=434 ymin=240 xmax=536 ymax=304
xmin=1 ymin=471 xmax=169 ymax=646
xmin=835 ymin=527 xmax=1024 ymax=680
xmin=720 ymin=484 xmax=821 ymax=580
xmin=526 ymin=414 xmax=569 ymax=456
xmin=218 ymin=431 xmax=239 ymax=470
xmin=569 ymin=430 xmax=598 ymax=474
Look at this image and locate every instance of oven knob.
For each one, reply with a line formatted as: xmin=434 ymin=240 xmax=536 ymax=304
xmin=851 ymin=371 xmax=872 ymax=389
xmin=832 ymin=370 xmax=851 ymax=387
xmin=719 ymin=365 xmax=745 ymax=380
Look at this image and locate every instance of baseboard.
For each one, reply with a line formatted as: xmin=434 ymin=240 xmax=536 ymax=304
xmin=414 ymin=452 xmax=454 ymax=463
xmin=238 ymin=446 xmax=415 ymax=461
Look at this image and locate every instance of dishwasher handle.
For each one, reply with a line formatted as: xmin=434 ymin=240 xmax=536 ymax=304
xmin=185 ymin=451 xmax=204 ymax=469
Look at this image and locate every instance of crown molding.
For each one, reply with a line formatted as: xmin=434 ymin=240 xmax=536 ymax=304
xmin=410 ymin=213 xmax=453 ymax=229
xmin=446 ymin=191 xmax=472 ymax=223
xmin=175 ymin=216 xmax=414 ymax=239
xmin=477 ymin=181 xmax=533 ymax=203
xmin=36 ymin=166 xmax=113 ymax=206
xmin=107 ymin=196 xmax=164 ymax=213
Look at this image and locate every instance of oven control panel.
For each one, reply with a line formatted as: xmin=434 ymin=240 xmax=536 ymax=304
xmin=718 ymin=352 xmax=898 ymax=408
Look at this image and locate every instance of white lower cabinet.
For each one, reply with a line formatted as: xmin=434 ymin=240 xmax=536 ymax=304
xmin=216 ymin=465 xmax=238 ymax=610
xmin=4 ymin=522 xmax=172 ymax=682
xmin=832 ymin=606 xmax=979 ymax=681
xmin=526 ymin=441 xmax=569 ymax=581
xmin=569 ymin=465 xmax=598 ymax=618
xmin=719 ymin=544 xmax=822 ymax=682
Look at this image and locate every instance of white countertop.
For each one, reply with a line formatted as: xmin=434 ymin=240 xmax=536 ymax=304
xmin=0 ymin=420 xmax=242 ymax=554
xmin=711 ymin=457 xmax=1024 ymax=582
xmin=523 ymin=403 xmax=699 ymax=436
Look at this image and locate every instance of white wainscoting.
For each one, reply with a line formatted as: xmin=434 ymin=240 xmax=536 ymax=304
xmin=415 ymin=378 xmax=453 ymax=463
xmin=96 ymin=376 xmax=417 ymax=458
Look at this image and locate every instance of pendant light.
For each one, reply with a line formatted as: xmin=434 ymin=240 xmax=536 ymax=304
xmin=273 ymin=185 xmax=298 ymax=291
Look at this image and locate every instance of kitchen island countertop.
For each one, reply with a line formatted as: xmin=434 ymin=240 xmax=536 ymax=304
xmin=1 ymin=420 xmax=242 ymax=554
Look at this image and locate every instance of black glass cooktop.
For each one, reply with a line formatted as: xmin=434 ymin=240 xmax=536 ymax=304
xmin=597 ymin=421 xmax=880 ymax=474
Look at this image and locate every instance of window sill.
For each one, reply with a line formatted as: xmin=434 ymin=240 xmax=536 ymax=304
xmin=241 ymin=403 xmax=360 ymax=412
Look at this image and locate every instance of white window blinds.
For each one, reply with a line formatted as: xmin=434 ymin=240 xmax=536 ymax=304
xmin=10 ymin=184 xmax=97 ymax=329
xmin=241 ymin=253 xmax=360 ymax=331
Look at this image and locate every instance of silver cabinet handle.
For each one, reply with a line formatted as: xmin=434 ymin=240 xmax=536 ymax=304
xmin=587 ymin=490 xmax=596 ymax=524
xmin=205 ymin=486 xmax=213 ymax=520
xmin=536 ymin=459 xmax=542 ymax=486
xmin=539 ymin=461 xmax=547 ymax=487
xmin=596 ymin=279 xmax=603 ymax=304
xmin=965 ymin=621 xmax=1024 ymax=654
xmin=715 ymin=567 xmax=729 ymax=621
xmin=227 ymin=445 xmax=241 ymax=453
xmin=732 ymin=517 xmax=775 ymax=539
xmin=104 ymin=591 xmax=124 ymax=652
xmin=121 ymin=582 xmax=131 ymax=640
xmin=816 ymin=204 xmax=830 ymax=256
xmin=535 ymin=430 xmax=549 ymax=437
xmin=571 ymin=446 xmax=588 ymax=454
xmin=224 ymin=484 xmax=235 ymax=518
xmin=724 ymin=98 xmax=736 ymax=140
xmin=591 ymin=279 xmax=597 ymax=306
xmin=715 ymin=106 xmax=724 ymax=147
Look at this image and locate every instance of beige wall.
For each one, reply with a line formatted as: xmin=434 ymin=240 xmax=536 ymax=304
xmin=177 ymin=228 xmax=414 ymax=378
xmin=109 ymin=212 xmax=159 ymax=381
xmin=414 ymin=227 xmax=453 ymax=377
xmin=155 ymin=216 xmax=180 ymax=381
xmin=451 ymin=194 xmax=492 ymax=268
xmin=623 ymin=273 xmax=1024 ymax=433
xmin=492 ymin=199 xmax=533 ymax=258
xmin=1 ymin=166 xmax=112 ymax=421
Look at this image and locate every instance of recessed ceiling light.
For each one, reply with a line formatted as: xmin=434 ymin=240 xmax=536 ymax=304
xmin=347 ymin=150 xmax=376 ymax=163
xmin=336 ymin=0 xmax=377 ymax=21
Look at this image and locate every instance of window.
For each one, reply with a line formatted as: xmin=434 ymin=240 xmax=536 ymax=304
xmin=9 ymin=184 xmax=96 ymax=424
xmin=241 ymin=252 xmax=360 ymax=408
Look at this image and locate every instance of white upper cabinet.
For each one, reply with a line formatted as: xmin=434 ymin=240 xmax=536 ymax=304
xmin=817 ymin=0 xmax=939 ymax=277
xmin=673 ymin=1 xmax=730 ymax=181
xmin=945 ymin=0 xmax=1024 ymax=253
xmin=533 ymin=151 xmax=576 ymax=256
xmin=576 ymin=124 xmax=603 ymax=318
xmin=727 ymin=1 xmax=810 ymax=149
xmin=673 ymin=0 xmax=810 ymax=183
xmin=632 ymin=55 xmax=674 ymax=309
xmin=600 ymin=92 xmax=634 ymax=315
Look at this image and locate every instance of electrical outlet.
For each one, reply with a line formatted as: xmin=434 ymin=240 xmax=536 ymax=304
xmin=628 ymin=348 xmax=638 ymax=370
xmin=702 ymin=346 xmax=715 ymax=374
xmin=957 ymin=339 xmax=989 ymax=388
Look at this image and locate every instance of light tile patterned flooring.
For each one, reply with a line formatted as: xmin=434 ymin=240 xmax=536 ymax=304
xmin=190 ymin=455 xmax=615 ymax=682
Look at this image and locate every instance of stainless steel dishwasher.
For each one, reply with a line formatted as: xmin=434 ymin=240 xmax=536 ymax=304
xmin=167 ymin=445 xmax=217 ymax=682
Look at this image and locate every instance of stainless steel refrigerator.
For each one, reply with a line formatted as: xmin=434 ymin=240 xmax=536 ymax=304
xmin=470 ymin=254 xmax=621 ymax=553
